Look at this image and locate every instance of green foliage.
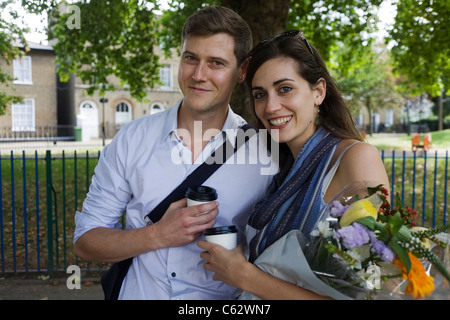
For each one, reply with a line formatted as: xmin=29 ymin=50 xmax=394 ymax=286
xmin=287 ymin=0 xmax=383 ymax=70
xmin=0 ymin=0 xmax=29 ymax=114
xmin=2 ymin=0 xmax=447 ymax=117
xmin=358 ymin=213 xmax=412 ymax=273
xmin=159 ymin=0 xmax=384 ymax=71
xmin=158 ymin=0 xmax=219 ymax=58
xmin=50 ymin=0 xmax=161 ymax=100
xmin=388 ymin=0 xmax=450 ymax=97
xmin=407 ymin=225 xmax=450 ymax=281
xmin=331 ymin=43 xmax=404 ymax=134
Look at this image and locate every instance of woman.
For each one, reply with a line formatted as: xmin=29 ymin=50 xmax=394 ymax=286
xmin=198 ymin=30 xmax=389 ymax=299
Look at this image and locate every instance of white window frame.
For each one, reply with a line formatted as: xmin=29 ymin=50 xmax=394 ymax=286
xmin=115 ymin=102 xmax=132 ymax=126
xmin=385 ymin=108 xmax=394 ymax=127
xmin=12 ymin=99 xmax=35 ymax=131
xmin=159 ymin=64 xmax=172 ymax=89
xmin=355 ymin=109 xmax=364 ymax=128
xmin=13 ymin=56 xmax=33 ymax=85
xmin=150 ymin=102 xmax=165 ymax=115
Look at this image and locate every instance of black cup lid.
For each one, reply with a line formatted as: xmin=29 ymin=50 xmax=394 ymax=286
xmin=204 ymin=225 xmax=237 ymax=235
xmin=185 ymin=185 xmax=218 ymax=201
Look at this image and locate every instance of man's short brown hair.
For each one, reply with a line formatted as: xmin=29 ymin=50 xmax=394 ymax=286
xmin=182 ymin=5 xmax=252 ymax=66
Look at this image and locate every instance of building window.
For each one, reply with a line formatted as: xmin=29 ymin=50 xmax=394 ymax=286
xmin=115 ymin=102 xmax=132 ymax=126
xmin=13 ymin=56 xmax=33 ymax=85
xmin=12 ymin=99 xmax=35 ymax=131
xmin=82 ymin=102 xmax=93 ymax=109
xmin=355 ymin=109 xmax=363 ymax=128
xmin=385 ymin=108 xmax=394 ymax=127
xmin=372 ymin=113 xmax=380 ymax=133
xmin=150 ymin=103 xmax=165 ymax=115
xmin=160 ymin=64 xmax=172 ymax=89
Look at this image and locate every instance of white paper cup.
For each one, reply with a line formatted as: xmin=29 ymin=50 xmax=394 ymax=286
xmin=186 ymin=186 xmax=218 ymax=215
xmin=187 ymin=198 xmax=213 ymax=207
xmin=204 ymin=226 xmax=237 ymax=250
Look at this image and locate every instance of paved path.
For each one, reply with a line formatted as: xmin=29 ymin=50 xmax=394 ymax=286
xmin=0 ymin=277 xmax=103 ymax=300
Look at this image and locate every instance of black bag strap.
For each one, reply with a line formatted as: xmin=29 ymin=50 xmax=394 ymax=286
xmin=144 ymin=124 xmax=256 ymax=225
xmin=102 ymin=124 xmax=256 ymax=300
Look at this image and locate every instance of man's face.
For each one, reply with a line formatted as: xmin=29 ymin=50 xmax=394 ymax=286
xmin=178 ymin=33 xmax=244 ymax=115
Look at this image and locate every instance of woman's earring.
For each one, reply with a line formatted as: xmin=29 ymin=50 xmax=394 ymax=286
xmin=315 ymin=107 xmax=320 ymax=125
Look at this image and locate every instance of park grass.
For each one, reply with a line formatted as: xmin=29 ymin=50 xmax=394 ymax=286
xmin=383 ymin=155 xmax=448 ymax=228
xmin=0 ymin=131 xmax=448 ymax=273
xmin=0 ymin=150 xmax=108 ymax=273
xmin=366 ymin=129 xmax=450 ymax=151
xmin=366 ymin=130 xmax=449 ymax=228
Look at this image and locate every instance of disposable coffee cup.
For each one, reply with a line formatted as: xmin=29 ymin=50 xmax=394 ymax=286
xmin=186 ymin=185 xmax=218 ymax=207
xmin=204 ymin=226 xmax=237 ymax=250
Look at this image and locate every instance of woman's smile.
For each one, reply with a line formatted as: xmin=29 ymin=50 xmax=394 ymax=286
xmin=252 ymin=57 xmax=325 ymax=156
xmin=268 ymin=116 xmax=293 ymax=128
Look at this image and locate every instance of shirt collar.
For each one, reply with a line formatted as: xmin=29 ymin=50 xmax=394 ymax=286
xmin=160 ymin=99 xmax=182 ymax=144
xmin=221 ymin=107 xmax=246 ymax=149
xmin=161 ymin=100 xmax=246 ymax=148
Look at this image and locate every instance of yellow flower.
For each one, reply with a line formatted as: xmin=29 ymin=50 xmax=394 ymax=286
xmin=339 ymin=193 xmax=382 ymax=227
xmin=393 ymin=251 xmax=435 ymax=299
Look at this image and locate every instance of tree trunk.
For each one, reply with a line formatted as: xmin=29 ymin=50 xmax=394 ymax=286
xmin=221 ymin=0 xmax=291 ymax=125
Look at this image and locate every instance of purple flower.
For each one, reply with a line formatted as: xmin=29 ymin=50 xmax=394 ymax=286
xmin=330 ymin=201 xmax=349 ymax=217
xmin=334 ymin=223 xmax=370 ymax=249
xmin=371 ymin=240 xmax=395 ymax=262
xmin=333 ymin=218 xmax=396 ymax=263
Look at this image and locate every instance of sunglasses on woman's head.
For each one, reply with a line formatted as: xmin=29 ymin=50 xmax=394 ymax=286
xmin=248 ymin=30 xmax=316 ymax=60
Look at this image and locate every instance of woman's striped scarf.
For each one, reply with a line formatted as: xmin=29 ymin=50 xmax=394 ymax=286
xmin=248 ymin=127 xmax=341 ymax=263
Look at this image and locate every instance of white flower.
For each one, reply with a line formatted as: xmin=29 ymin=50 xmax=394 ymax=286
xmin=310 ymin=220 xmax=334 ymax=238
xmin=347 ymin=245 xmax=371 ymax=270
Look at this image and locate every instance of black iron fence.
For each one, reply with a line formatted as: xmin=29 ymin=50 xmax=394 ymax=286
xmin=0 ymin=148 xmax=448 ymax=275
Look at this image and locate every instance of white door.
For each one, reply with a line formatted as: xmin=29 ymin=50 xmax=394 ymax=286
xmin=80 ymin=101 xmax=99 ymax=139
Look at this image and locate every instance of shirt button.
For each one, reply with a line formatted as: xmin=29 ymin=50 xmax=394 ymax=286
xmin=171 ymin=272 xmax=176 ymax=277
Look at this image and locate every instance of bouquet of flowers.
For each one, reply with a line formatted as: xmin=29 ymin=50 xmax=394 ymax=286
xmin=306 ymin=181 xmax=450 ymax=299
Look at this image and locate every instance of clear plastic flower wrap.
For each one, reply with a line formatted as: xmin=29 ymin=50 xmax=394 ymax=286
xmin=304 ymin=181 xmax=450 ymax=299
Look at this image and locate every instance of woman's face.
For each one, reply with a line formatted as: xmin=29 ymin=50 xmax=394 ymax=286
xmin=251 ymin=56 xmax=326 ymax=156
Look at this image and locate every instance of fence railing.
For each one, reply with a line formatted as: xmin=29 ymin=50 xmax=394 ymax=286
xmin=381 ymin=149 xmax=449 ymax=228
xmin=0 ymin=149 xmax=448 ymax=275
xmin=0 ymin=149 xmax=108 ymax=274
xmin=0 ymin=125 xmax=75 ymax=142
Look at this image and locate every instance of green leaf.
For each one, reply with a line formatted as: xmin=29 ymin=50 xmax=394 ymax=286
xmin=356 ymin=216 xmax=376 ymax=230
xmin=396 ymin=225 xmax=411 ymax=242
xmin=389 ymin=239 xmax=411 ymax=273
xmin=387 ymin=212 xmax=405 ymax=235
xmin=367 ymin=184 xmax=384 ymax=196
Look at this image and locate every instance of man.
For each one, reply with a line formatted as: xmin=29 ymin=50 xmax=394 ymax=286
xmin=73 ymin=6 xmax=275 ymax=299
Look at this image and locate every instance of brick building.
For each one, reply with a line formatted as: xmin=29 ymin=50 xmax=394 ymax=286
xmin=0 ymin=41 xmax=182 ymax=142
xmin=0 ymin=41 xmax=58 ymax=139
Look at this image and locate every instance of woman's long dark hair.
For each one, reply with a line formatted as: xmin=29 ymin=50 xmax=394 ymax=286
xmin=246 ymin=33 xmax=362 ymax=142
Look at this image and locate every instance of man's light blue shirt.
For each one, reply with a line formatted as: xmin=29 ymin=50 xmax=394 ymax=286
xmin=74 ymin=101 xmax=276 ymax=299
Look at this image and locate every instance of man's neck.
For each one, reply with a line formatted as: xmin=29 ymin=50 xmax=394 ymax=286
xmin=177 ymin=103 xmax=229 ymax=162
